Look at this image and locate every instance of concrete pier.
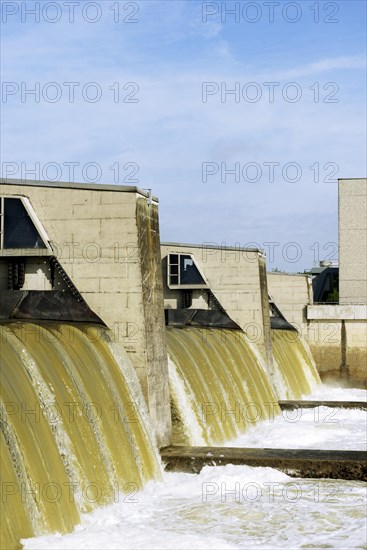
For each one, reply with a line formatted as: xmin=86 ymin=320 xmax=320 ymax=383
xmin=0 ymin=179 xmax=172 ymax=447
xmin=279 ymin=400 xmax=367 ymax=411
xmin=161 ymin=446 xmax=367 ymax=480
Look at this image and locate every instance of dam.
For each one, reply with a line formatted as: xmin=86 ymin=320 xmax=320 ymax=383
xmin=0 ymin=177 xmax=366 ymax=549
xmin=1 ymin=322 xmax=161 ymax=549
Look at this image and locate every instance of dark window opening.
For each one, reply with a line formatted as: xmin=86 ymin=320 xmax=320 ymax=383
xmin=170 ymin=254 xmax=178 ymax=264
xmin=180 ymin=255 xmax=205 ymax=284
xmin=168 ymin=253 xmax=206 ymax=286
xmin=3 ymin=198 xmax=46 ymax=249
xmin=183 ymin=290 xmax=193 ymax=308
xmin=312 ymin=267 xmax=339 ymax=303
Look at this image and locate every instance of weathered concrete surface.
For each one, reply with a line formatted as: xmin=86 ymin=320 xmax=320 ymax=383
xmin=308 ymin=320 xmax=367 ymax=388
xmin=136 ymin=199 xmax=171 ymax=447
xmin=279 ymin=400 xmax=367 ymax=411
xmin=339 ymin=179 xmax=367 ymax=305
xmin=0 ymin=179 xmax=172 ymax=447
xmin=308 ymin=305 xmax=367 ymax=320
xmin=268 ymin=272 xmax=367 ymax=388
xmin=267 ymin=272 xmax=313 ymax=332
xmin=161 ymin=446 xmax=367 ymax=480
xmin=161 ymin=243 xmax=274 ymax=379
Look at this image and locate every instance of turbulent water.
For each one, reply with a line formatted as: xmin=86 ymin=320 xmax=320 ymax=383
xmin=167 ymin=327 xmax=280 ymax=445
xmin=271 ymin=329 xmax=320 ymax=399
xmin=0 ymin=322 xmax=161 ymax=550
xmin=167 ymin=327 xmax=321 ymax=446
xmin=22 ymin=387 xmax=367 ymax=550
xmin=2 ymin=321 xmax=365 ymax=550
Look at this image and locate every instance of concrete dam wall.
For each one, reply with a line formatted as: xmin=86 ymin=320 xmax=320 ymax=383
xmin=1 ymin=322 xmax=161 ymax=549
xmin=0 ymin=179 xmax=172 ymax=447
xmin=1 ymin=177 xmax=365 ymax=548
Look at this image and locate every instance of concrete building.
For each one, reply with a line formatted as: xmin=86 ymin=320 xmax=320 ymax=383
xmin=1 ymin=175 xmax=365 ymax=421
xmin=267 ymin=272 xmax=313 ymax=332
xmin=338 ymin=178 xmax=367 ymax=304
xmin=268 ymin=179 xmax=367 ymax=387
xmin=161 ymin=243 xmax=275 ymax=380
xmin=0 ymin=178 xmax=172 ymax=447
xmin=268 ymin=272 xmax=366 ymax=386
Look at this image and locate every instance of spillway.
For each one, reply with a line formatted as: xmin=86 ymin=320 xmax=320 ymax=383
xmin=0 ymin=322 xmax=326 ymax=548
xmin=0 ymin=322 xmax=162 ymax=550
xmin=167 ymin=327 xmax=280 ymax=445
xmin=271 ymin=329 xmax=320 ymax=399
xmin=167 ymin=327 xmax=321 ymax=446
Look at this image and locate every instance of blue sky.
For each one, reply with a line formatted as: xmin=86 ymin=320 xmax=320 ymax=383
xmin=1 ymin=0 xmax=366 ymax=271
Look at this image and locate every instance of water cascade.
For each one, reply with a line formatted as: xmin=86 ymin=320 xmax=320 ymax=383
xmin=167 ymin=327 xmax=321 ymax=446
xmin=0 ymin=321 xmax=327 ymax=548
xmin=0 ymin=322 xmax=161 ymax=550
xmin=271 ymin=329 xmax=320 ymax=399
xmin=167 ymin=327 xmax=280 ymax=445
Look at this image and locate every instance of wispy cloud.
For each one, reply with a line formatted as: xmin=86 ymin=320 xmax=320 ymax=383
xmin=1 ymin=0 xmax=366 ymax=271
xmin=272 ymin=55 xmax=366 ymax=79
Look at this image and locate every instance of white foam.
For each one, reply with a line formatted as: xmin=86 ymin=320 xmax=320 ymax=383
xmin=23 ymin=465 xmax=367 ymax=549
xmin=307 ymin=384 xmax=367 ymax=402
xmin=227 ymin=406 xmax=366 ymax=451
xmin=22 ymin=385 xmax=367 ymax=550
xmin=222 ymin=384 xmax=367 ymax=451
xmin=168 ymin=356 xmax=206 ymax=445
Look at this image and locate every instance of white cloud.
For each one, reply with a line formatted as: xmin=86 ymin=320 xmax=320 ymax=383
xmin=271 ymin=55 xmax=366 ymax=80
xmin=1 ymin=1 xmax=366 ymax=271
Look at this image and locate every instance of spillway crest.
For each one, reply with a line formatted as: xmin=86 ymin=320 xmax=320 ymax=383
xmin=0 ymin=322 xmax=162 ymax=549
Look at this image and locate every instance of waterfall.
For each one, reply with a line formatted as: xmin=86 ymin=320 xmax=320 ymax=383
xmin=1 ymin=320 xmax=322 ymax=548
xmin=167 ymin=327 xmax=320 ymax=446
xmin=0 ymin=322 xmax=162 ymax=550
xmin=271 ymin=329 xmax=320 ymax=400
xmin=167 ymin=327 xmax=280 ymax=445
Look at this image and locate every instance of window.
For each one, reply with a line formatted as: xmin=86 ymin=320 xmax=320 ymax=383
xmin=0 ymin=197 xmax=50 ymax=250
xmin=168 ymin=253 xmax=207 ymax=288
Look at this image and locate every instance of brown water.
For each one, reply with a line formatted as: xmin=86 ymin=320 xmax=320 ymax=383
xmin=0 ymin=322 xmax=161 ymax=550
xmin=1 ymin=321 xmax=321 ymax=548
xmin=167 ymin=328 xmax=320 ymax=445
xmin=167 ymin=327 xmax=280 ymax=445
xmin=271 ymin=329 xmax=320 ymax=399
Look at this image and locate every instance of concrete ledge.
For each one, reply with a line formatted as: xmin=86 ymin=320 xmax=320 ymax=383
xmin=279 ymin=400 xmax=367 ymax=411
xmin=161 ymin=446 xmax=367 ymax=481
xmin=0 ymin=177 xmax=157 ymax=201
xmin=0 ymin=250 xmax=54 ymax=257
xmin=161 ymin=242 xmax=260 ymax=253
xmin=307 ymin=304 xmax=367 ymax=320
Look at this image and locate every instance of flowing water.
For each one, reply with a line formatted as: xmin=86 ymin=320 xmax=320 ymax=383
xmin=167 ymin=327 xmax=320 ymax=446
xmin=0 ymin=322 xmax=161 ymax=549
xmin=22 ymin=387 xmax=367 ymax=550
xmin=167 ymin=327 xmax=280 ymax=445
xmin=2 ymin=322 xmax=365 ymax=549
xmin=271 ymin=329 xmax=320 ymax=399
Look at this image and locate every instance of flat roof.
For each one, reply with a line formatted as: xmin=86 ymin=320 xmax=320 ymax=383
xmin=338 ymin=178 xmax=367 ymax=181
xmin=267 ymin=271 xmax=311 ymax=277
xmin=161 ymin=242 xmax=261 ymax=253
xmin=0 ymin=178 xmax=158 ymax=201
